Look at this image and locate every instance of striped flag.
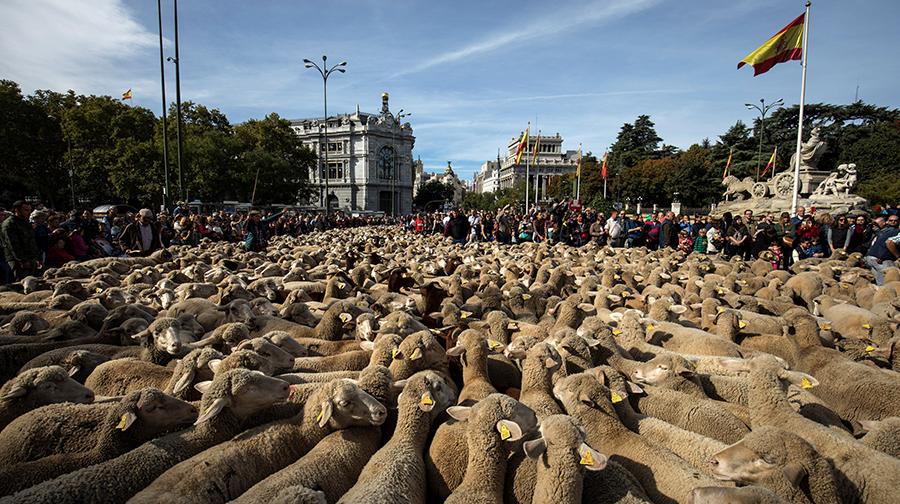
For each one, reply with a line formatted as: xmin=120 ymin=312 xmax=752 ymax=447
xmin=532 ymin=131 xmax=541 ymax=163
xmin=121 ymin=88 xmax=133 ymax=100
xmin=738 ymin=13 xmax=805 ymax=76
xmin=514 ymin=127 xmax=529 ymax=165
xmin=761 ymin=146 xmax=777 ymax=177
xmin=723 ymin=148 xmax=733 ymax=179
xmin=601 ymin=150 xmax=608 ymax=179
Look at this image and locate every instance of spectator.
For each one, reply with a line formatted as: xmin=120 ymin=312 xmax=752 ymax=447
xmin=445 ymin=210 xmax=470 ymax=245
xmin=830 ymin=214 xmax=850 ymax=252
xmin=864 ymin=214 xmax=899 ymax=285
xmin=119 ymin=208 xmax=161 ymax=256
xmin=677 ymin=229 xmax=693 ymax=253
xmin=243 ymin=209 xmax=284 ymax=251
xmin=725 ymin=216 xmax=751 ymax=260
xmin=45 ymin=232 xmax=75 ymax=268
xmin=605 ymin=210 xmax=623 ymax=247
xmin=0 ymin=200 xmax=42 ymax=280
xmin=693 ymin=227 xmax=709 ymax=254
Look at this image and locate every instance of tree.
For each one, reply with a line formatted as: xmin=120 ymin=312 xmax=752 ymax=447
xmin=462 ymin=191 xmax=497 ymax=211
xmin=413 ymin=180 xmax=454 ymax=209
xmin=608 ymin=115 xmax=663 ymax=171
xmin=233 ymin=113 xmax=315 ymax=204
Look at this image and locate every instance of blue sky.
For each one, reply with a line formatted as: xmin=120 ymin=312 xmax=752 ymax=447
xmin=2 ymin=0 xmax=898 ymax=181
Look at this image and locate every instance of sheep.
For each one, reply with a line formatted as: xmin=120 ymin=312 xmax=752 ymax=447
xmin=122 ymin=315 xmax=204 ymax=366
xmin=128 ymin=378 xmax=388 ymax=504
xmin=443 ymin=394 xmax=539 ymax=504
xmin=0 ymin=368 xmax=290 ymax=504
xmin=814 ymin=295 xmax=896 ymax=345
xmin=234 ymin=365 xmax=397 ymax=503
xmin=4 ymin=310 xmax=50 ymax=335
xmin=690 ymin=486 xmax=789 ymax=504
xmin=0 ymin=365 xmax=94 ymax=431
xmin=253 ymin=301 xmax=363 ymax=341
xmin=337 ymin=371 xmax=456 ymax=504
xmin=19 ymin=349 xmax=111 ymax=384
xmin=707 ymin=427 xmax=844 ymax=504
xmin=0 ymin=388 xmax=197 ymax=496
xmin=858 ymin=417 xmax=900 ymax=458
xmin=446 ymin=329 xmax=498 ymax=406
xmin=270 ymin=487 xmax=328 ymax=504
xmin=231 ymin=337 xmax=295 ymax=374
xmin=782 ymin=272 xmax=824 ymax=309
xmin=553 ymin=372 xmax=721 ymax=503
xmin=518 ymin=342 xmax=564 ymax=418
xmin=166 ymin=298 xmax=253 ymax=333
xmin=388 ymin=330 xmax=451 ymax=381
xmin=187 ymin=322 xmax=251 ymax=352
xmin=521 ymin=414 xmax=607 ymax=504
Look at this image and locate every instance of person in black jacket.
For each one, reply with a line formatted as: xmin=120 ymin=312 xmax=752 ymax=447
xmin=659 ymin=211 xmax=679 ymax=250
xmin=445 ymin=210 xmax=470 ymax=245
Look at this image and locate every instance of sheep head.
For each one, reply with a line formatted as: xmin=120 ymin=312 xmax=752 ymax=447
xmin=313 ymin=379 xmax=387 ymax=429
xmin=1 ymin=365 xmax=94 ymax=406
xmin=522 ymin=414 xmax=607 ymax=472
xmin=193 ymin=369 xmax=290 ymax=424
xmin=447 ymin=393 xmax=539 ymax=448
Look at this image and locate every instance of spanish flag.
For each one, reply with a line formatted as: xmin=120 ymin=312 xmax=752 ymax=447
xmin=761 ymin=146 xmax=777 ymax=177
xmin=723 ymin=148 xmax=733 ymax=180
xmin=532 ymin=131 xmax=541 ymax=163
xmin=738 ymin=13 xmax=805 ymax=76
xmin=122 ymin=89 xmax=133 ymax=100
xmin=601 ymin=150 xmax=608 ymax=180
xmin=514 ymin=127 xmax=529 ymax=165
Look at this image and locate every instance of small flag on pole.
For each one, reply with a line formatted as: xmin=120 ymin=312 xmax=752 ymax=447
xmin=723 ymin=148 xmax=733 ymax=180
xmin=515 ymin=127 xmax=529 ymax=165
xmin=532 ymin=131 xmax=541 ymax=163
xmin=122 ymin=89 xmax=133 ymax=100
xmin=601 ymin=150 xmax=608 ymax=180
xmin=738 ymin=13 xmax=805 ymax=76
xmin=761 ymin=146 xmax=777 ymax=177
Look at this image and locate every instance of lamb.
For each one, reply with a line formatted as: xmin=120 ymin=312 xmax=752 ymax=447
xmin=234 ymin=365 xmax=397 ymax=503
xmin=252 ymin=301 xmax=363 ymax=341
xmin=446 ymin=329 xmax=498 ymax=406
xmin=0 ymin=365 xmax=94 ymax=430
xmin=707 ymin=426 xmax=842 ymax=504
xmin=553 ymin=372 xmax=721 ymax=503
xmin=337 ymin=371 xmax=456 ymax=504
xmin=128 ymin=378 xmax=388 ymax=504
xmin=5 ymin=310 xmax=50 ymax=335
xmin=0 ymin=369 xmax=290 ymax=504
xmin=443 ymin=394 xmax=539 ymax=504
xmin=0 ymin=389 xmax=197 ymax=496
xmin=522 ymin=414 xmax=607 ymax=504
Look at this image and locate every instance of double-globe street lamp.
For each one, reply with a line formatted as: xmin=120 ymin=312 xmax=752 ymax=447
xmin=390 ymin=109 xmax=411 ymax=216
xmin=745 ymin=98 xmax=784 ymax=181
xmin=303 ymin=55 xmax=346 ymax=216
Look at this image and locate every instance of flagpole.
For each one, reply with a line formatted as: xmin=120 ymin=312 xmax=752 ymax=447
xmin=525 ymin=122 xmax=530 ymax=213
xmin=576 ymin=143 xmax=582 ymax=202
xmin=791 ymin=1 xmax=811 ymax=216
xmin=602 ymin=149 xmax=607 ymax=200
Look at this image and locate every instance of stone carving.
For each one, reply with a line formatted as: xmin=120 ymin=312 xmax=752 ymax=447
xmin=789 ymin=126 xmax=827 ymax=171
xmin=722 ymin=175 xmax=755 ymax=200
xmin=812 ymin=163 xmax=858 ymax=197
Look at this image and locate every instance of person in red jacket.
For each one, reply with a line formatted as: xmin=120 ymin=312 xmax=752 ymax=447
xmin=45 ymin=234 xmax=75 ymax=268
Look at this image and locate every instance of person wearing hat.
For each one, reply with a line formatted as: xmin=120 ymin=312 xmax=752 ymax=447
xmin=243 ymin=208 xmax=284 ymax=251
xmin=119 ymin=208 xmax=161 ymax=256
xmin=1 ymin=200 xmax=42 ymax=280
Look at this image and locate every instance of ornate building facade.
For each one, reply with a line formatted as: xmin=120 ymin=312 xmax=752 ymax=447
xmin=474 ymin=133 xmax=579 ymax=198
xmin=414 ymin=161 xmax=467 ymax=205
xmin=289 ymin=93 xmax=414 ymax=214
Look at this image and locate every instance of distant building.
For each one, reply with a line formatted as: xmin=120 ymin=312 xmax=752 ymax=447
xmin=288 ymin=93 xmax=414 ymax=214
xmin=474 ymin=133 xmax=579 ymax=199
xmin=414 ymin=161 xmax=467 ymax=206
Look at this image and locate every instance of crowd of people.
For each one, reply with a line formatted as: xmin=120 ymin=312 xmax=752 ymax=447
xmin=2 ymin=198 xmax=898 ymax=286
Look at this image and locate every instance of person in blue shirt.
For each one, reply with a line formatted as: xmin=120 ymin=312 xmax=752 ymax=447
xmin=864 ymin=213 xmax=899 ymax=285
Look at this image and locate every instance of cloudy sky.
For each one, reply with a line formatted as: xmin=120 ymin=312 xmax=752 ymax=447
xmin=2 ymin=0 xmax=898 ymax=180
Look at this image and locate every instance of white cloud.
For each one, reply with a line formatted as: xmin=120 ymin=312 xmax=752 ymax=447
xmin=0 ymin=0 xmax=158 ymax=94
xmin=394 ymin=0 xmax=660 ymax=77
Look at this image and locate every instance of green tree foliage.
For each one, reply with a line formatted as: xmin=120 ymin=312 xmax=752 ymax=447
xmin=462 ymin=191 xmax=497 ymax=211
xmin=413 ymin=180 xmax=455 ymax=209
xmin=607 ymin=115 xmax=665 ymax=171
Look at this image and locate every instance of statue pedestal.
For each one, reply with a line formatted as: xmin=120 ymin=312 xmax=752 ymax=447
xmin=798 ymin=169 xmax=830 ymax=196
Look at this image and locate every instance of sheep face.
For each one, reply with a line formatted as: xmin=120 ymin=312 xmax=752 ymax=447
xmin=249 ymin=298 xmax=279 ymax=317
xmin=707 ymin=439 xmax=781 ymax=484
xmin=398 ymin=371 xmax=457 ymax=415
xmin=447 ymin=393 xmax=539 ymax=445
xmin=130 ymin=389 xmax=198 ymax=434
xmin=236 ymin=338 xmax=294 ymax=373
xmin=2 ymin=366 xmax=94 ymax=406
xmin=9 ymin=311 xmax=49 ymax=335
xmin=523 ymin=414 xmax=607 ymax=472
xmin=207 ymin=371 xmax=290 ymax=420
xmin=317 ymin=380 xmax=388 ymax=429
xmin=630 ymin=355 xmax=695 ymax=386
xmin=220 ymin=299 xmax=253 ymax=324
xmin=262 ymin=331 xmax=308 ymax=358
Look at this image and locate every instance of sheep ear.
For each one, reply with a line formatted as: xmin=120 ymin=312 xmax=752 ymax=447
xmin=195 ymin=397 xmax=229 ymax=425
xmin=391 ymin=379 xmax=408 ymax=393
xmin=523 ymin=437 xmax=546 ymax=459
xmin=317 ymin=400 xmax=333 ymax=427
xmin=446 ymin=345 xmax=466 ymax=357
xmin=626 ymin=381 xmax=644 ymax=394
xmin=1 ymin=385 xmax=27 ymax=400
xmin=21 ymin=321 xmax=33 ymax=333
xmin=781 ymin=461 xmax=808 ymax=486
xmin=68 ymin=365 xmax=81 ymax=377
xmin=172 ymin=369 xmax=196 ymax=395
xmin=578 ymin=443 xmax=608 ymax=471
xmin=496 ymin=419 xmax=524 ymax=442
xmin=716 ymin=358 xmax=751 ymax=373
xmin=668 ymin=304 xmax=688 ymax=315
xmin=208 ymin=360 xmax=223 ymax=374
xmin=358 ymin=340 xmax=375 ymax=351
xmin=131 ymin=328 xmax=150 ymax=341
xmin=857 ymin=419 xmax=880 ymax=434
xmin=781 ymin=369 xmax=819 ymax=389
xmin=446 ymin=405 xmax=471 ymax=422
xmin=608 ymin=312 xmax=624 ymax=322
xmin=194 ymin=380 xmax=213 ymax=394
xmin=116 ymin=411 xmax=138 ymax=431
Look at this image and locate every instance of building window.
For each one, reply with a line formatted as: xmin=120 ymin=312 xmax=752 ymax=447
xmin=327 ymin=161 xmax=344 ymax=179
xmin=327 ymin=142 xmax=343 ymax=153
xmin=377 ymin=145 xmax=395 ymax=179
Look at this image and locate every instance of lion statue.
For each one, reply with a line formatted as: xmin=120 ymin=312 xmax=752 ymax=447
xmin=722 ymin=175 xmax=755 ymax=200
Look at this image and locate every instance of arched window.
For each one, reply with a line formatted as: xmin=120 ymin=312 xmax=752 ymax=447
xmin=377 ymin=145 xmax=394 ymax=179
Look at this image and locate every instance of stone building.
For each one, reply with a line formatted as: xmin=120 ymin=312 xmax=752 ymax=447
xmin=289 ymin=93 xmax=414 ymax=214
xmin=474 ymin=133 xmax=579 ymax=198
xmin=414 ymin=161 xmax=467 ymax=205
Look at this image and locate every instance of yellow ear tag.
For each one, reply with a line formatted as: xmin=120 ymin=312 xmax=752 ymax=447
xmin=646 ymin=324 xmax=655 ymax=332
xmin=410 ymin=347 xmax=422 ymax=360
xmin=420 ymin=393 xmax=434 ymax=407
xmin=613 ymin=274 xmax=620 ymax=280
xmin=499 ymin=423 xmax=511 ymax=440
xmin=391 ymin=348 xmax=400 ymax=359
xmin=862 ymin=324 xmax=872 ymax=330
xmin=116 ymin=414 xmax=129 ymax=430
xmin=487 ymin=339 xmax=502 ymax=351
xmin=580 ymin=449 xmax=594 ymax=466
xmin=460 ymin=311 xmax=471 ymax=319
xmin=800 ymin=377 xmax=813 ymax=389
xmin=622 ymin=292 xmax=630 ymax=298
xmin=316 ymin=409 xmax=324 ymax=423
xmin=738 ymin=320 xmax=747 ymax=329
xmin=429 ymin=328 xmax=440 ymax=334
xmin=522 ymin=294 xmax=532 ymax=300
xmin=612 ymin=329 xmax=622 ymax=335
xmin=610 ymin=391 xmax=623 ymax=403
xmin=338 ymin=282 xmax=346 ymax=289
xmin=339 ymin=313 xmax=353 ymax=323
xmin=716 ymin=306 xmax=726 ymax=314
xmin=865 ymin=345 xmax=876 ymax=353
xmin=822 ymin=323 xmax=832 ymax=330
xmin=717 ymin=289 xmax=724 ymax=295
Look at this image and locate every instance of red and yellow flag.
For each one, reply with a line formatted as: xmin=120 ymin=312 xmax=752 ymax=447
xmin=601 ymin=150 xmax=608 ymax=179
xmin=761 ymin=146 xmax=777 ymax=177
xmin=723 ymin=148 xmax=733 ymax=180
xmin=515 ymin=127 xmax=529 ymax=165
xmin=738 ymin=13 xmax=805 ymax=76
xmin=121 ymin=88 xmax=133 ymax=100
xmin=532 ymin=131 xmax=541 ymax=163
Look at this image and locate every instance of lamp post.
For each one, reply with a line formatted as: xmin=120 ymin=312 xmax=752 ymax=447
xmin=303 ymin=55 xmax=346 ymax=216
xmin=745 ymin=98 xmax=783 ymax=182
xmin=390 ymin=109 xmax=411 ymax=216
xmin=156 ymin=0 xmax=170 ymax=210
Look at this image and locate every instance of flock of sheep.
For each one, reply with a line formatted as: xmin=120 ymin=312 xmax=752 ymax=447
xmin=0 ymin=226 xmax=899 ymax=504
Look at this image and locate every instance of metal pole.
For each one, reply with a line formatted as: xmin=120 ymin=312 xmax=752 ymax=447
xmin=791 ymin=1 xmax=811 ymax=216
xmin=391 ymin=121 xmax=395 ymax=216
xmin=755 ymin=99 xmax=765 ymax=182
xmin=323 ymin=64 xmax=329 ymax=216
xmin=525 ymin=123 xmax=530 ymax=212
xmin=67 ymin=139 xmax=75 ymax=209
xmin=157 ymin=0 xmax=170 ymax=210
xmin=173 ymin=0 xmax=184 ymax=202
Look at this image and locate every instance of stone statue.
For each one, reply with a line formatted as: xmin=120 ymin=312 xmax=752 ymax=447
xmin=812 ymin=163 xmax=858 ymax=197
xmin=789 ymin=127 xmax=828 ymax=171
xmin=722 ymin=175 xmax=755 ymax=200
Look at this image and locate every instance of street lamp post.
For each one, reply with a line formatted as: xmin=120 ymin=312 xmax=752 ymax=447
xmin=390 ymin=109 xmax=411 ymax=216
xmin=745 ymin=98 xmax=783 ymax=182
xmin=303 ymin=55 xmax=346 ymax=217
